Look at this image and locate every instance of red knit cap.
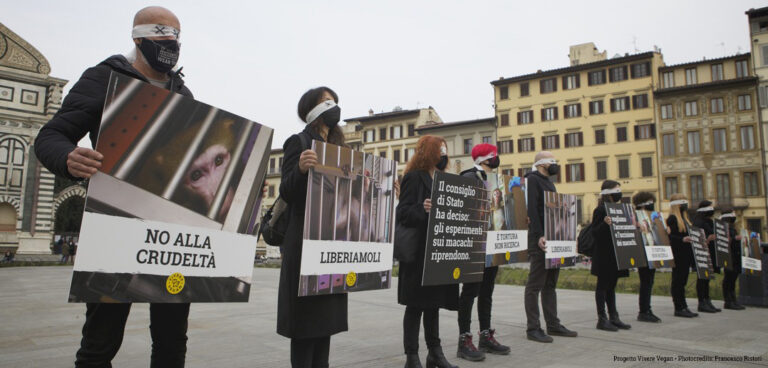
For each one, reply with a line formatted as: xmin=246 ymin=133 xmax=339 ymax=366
xmin=471 ymin=143 xmax=497 ymax=164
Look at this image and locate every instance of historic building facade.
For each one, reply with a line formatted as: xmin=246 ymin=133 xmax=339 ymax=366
xmin=654 ymin=54 xmax=767 ymax=237
xmin=0 ymin=23 xmax=76 ymax=254
xmin=415 ymin=117 xmax=496 ymax=175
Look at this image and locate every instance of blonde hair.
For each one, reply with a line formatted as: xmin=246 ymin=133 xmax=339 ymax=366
xmin=668 ymin=193 xmax=691 ymax=230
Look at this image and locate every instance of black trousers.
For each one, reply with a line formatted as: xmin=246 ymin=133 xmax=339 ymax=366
xmin=524 ymin=250 xmax=560 ymax=331
xmin=638 ymin=267 xmax=656 ymax=313
xmin=290 ymin=336 xmax=331 ymax=368
xmin=595 ymin=274 xmax=618 ymax=317
xmin=696 ymin=278 xmax=710 ymax=301
xmin=458 ymin=266 xmax=498 ymax=334
xmin=722 ymin=269 xmax=739 ymax=301
xmin=403 ymin=306 xmax=440 ymax=354
xmin=671 ymin=264 xmax=690 ymax=310
xmin=75 ymin=303 xmax=189 ymax=368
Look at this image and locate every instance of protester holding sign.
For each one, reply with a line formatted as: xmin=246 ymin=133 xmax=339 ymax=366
xmin=719 ymin=211 xmax=745 ymax=310
xmin=590 ymin=181 xmax=631 ymax=331
xmin=397 ymin=135 xmax=459 ymax=368
xmin=692 ymin=200 xmax=721 ymax=313
xmin=34 ymin=7 xmax=192 ymax=367
xmin=277 ymin=87 xmax=348 ymax=367
xmin=456 ymin=143 xmax=510 ymax=361
xmin=523 ymin=151 xmax=577 ymax=343
xmin=632 ymin=192 xmax=662 ymax=323
xmin=666 ymin=195 xmax=699 ymax=318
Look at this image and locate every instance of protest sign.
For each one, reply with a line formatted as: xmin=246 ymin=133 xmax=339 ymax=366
xmin=544 ymin=191 xmax=579 ymax=269
xmin=605 ymin=203 xmax=648 ymax=270
xmin=485 ymin=174 xmax=527 ymax=266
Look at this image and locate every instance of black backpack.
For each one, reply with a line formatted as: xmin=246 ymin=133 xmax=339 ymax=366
xmin=258 ymin=132 xmax=310 ymax=246
xmin=577 ymin=222 xmax=595 ymax=257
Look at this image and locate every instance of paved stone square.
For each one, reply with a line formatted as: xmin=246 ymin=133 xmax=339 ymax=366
xmin=0 ymin=266 xmax=767 ymax=367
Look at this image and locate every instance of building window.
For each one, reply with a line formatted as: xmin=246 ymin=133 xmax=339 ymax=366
xmin=684 ymin=100 xmax=698 ymax=116
xmin=618 ymin=159 xmax=630 ymax=178
xmin=716 ymin=173 xmax=731 ymax=203
xmin=564 ymin=103 xmax=581 ymax=118
xmin=588 ymin=70 xmax=606 ymax=85
xmin=609 ymin=66 xmax=628 ymax=82
xmin=542 ymin=135 xmax=559 ymax=150
xmin=541 ymin=107 xmax=558 ymax=121
xmin=596 ymin=160 xmax=607 ymax=180
xmin=563 ymin=74 xmax=580 ymax=90
xmin=710 ymin=97 xmax=724 ymax=114
xmin=661 ymin=104 xmax=674 ymax=119
xmin=616 ymin=126 xmax=628 ymax=142
xmin=632 ymin=94 xmax=649 ymax=109
xmin=687 ymin=131 xmax=701 ymax=154
xmin=745 ymin=172 xmax=760 ymax=196
xmin=685 ymin=68 xmax=697 ymax=85
xmin=520 ymin=82 xmax=529 ymax=97
xmin=741 ymin=126 xmax=756 ymax=150
xmin=518 ymin=167 xmax=533 ymax=177
xmin=641 ymin=157 xmax=653 ymax=177
xmin=501 ymin=169 xmax=514 ymax=176
xmin=540 ymin=78 xmax=557 ymax=93
xmin=518 ymin=137 xmax=535 ymax=152
xmin=500 ymin=113 xmax=510 ymax=126
xmin=610 ymin=97 xmax=630 ymax=112
xmin=589 ymin=100 xmax=603 ymax=115
xmin=269 ymin=157 xmax=276 ymax=174
xmin=268 ymin=185 xmax=275 ymax=198
xmin=482 ymin=136 xmax=492 ymax=144
xmin=516 ymin=111 xmax=532 ymax=125
xmin=594 ymin=129 xmax=606 ymax=144
xmin=664 ymin=177 xmax=678 ymax=199
xmin=406 ymin=148 xmax=415 ymax=162
xmin=564 ymin=132 xmax=583 ymax=147
xmin=713 ymin=128 xmax=727 ymax=152
xmin=499 ymin=86 xmax=509 ymax=100
xmin=690 ymin=175 xmax=704 ymax=203
xmin=662 ymin=71 xmax=675 ymax=88
xmin=279 ymin=156 xmax=283 ymax=169
xmin=631 ymin=62 xmax=651 ymax=78
xmin=662 ymin=133 xmax=675 ymax=156
xmin=379 ymin=127 xmax=387 ymax=141
xmin=634 ymin=124 xmax=655 ymax=140
xmin=463 ymin=139 xmax=473 ymax=154
xmin=738 ymin=94 xmax=752 ymax=111
xmin=408 ymin=123 xmax=415 ymax=137
xmin=711 ymin=63 xmax=723 ymax=81
xmin=379 ymin=150 xmax=387 ymax=159
xmin=565 ymin=163 xmax=585 ymax=182
xmin=365 ymin=130 xmax=375 ymax=143
xmin=759 ymin=86 xmax=768 ymax=108
xmin=393 ymin=149 xmax=401 ymax=163
xmin=736 ymin=59 xmax=749 ymax=77
xmin=747 ymin=219 xmax=762 ymax=237
xmin=498 ymin=140 xmax=513 ymax=154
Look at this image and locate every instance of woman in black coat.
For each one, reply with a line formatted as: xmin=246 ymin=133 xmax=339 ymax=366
xmin=666 ymin=194 xmax=698 ymax=318
xmin=277 ymin=87 xmax=347 ymax=367
xmin=397 ymin=135 xmax=459 ymax=368
xmin=590 ymin=180 xmax=630 ymax=332
xmin=720 ymin=211 xmax=745 ymax=310
xmin=692 ymin=199 xmax=721 ymax=313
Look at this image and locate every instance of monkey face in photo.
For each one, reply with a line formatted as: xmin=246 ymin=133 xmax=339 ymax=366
xmin=183 ymin=143 xmax=234 ymax=219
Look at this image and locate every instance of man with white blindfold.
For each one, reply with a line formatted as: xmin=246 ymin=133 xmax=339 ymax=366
xmin=522 ymin=151 xmax=578 ymax=343
xmin=34 ymin=6 xmax=192 ymax=367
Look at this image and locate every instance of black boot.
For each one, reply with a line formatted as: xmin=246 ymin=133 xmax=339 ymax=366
xmin=697 ymin=300 xmax=717 ymax=313
xmin=526 ymin=328 xmax=553 ymax=343
xmin=405 ymin=353 xmax=423 ymax=368
xmin=456 ymin=332 xmax=484 ymax=361
xmin=609 ymin=313 xmax=631 ymax=330
xmin=674 ymin=308 xmax=699 ymax=318
xmin=637 ymin=310 xmax=661 ymax=323
xmin=597 ymin=316 xmax=618 ymax=331
xmin=426 ymin=346 xmax=458 ymax=368
xmin=707 ymin=299 xmax=721 ymax=312
xmin=479 ymin=329 xmax=510 ymax=355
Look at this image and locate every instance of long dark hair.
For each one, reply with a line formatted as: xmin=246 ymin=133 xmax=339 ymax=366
xmin=597 ymin=179 xmax=621 ymax=206
xmin=297 ymin=86 xmax=346 ymax=147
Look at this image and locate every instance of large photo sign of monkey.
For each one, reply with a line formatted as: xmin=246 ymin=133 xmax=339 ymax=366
xmin=70 ymin=73 xmax=273 ymax=303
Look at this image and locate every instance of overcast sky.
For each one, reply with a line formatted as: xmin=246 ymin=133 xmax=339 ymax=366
xmin=4 ymin=0 xmax=766 ymax=149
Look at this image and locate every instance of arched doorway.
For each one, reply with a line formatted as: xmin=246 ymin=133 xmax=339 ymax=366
xmin=0 ymin=202 xmax=16 ymax=232
xmin=54 ymin=196 xmax=85 ymax=234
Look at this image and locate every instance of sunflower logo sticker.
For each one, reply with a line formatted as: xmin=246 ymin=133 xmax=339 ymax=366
xmin=166 ymin=272 xmax=185 ymax=295
xmin=505 ymin=252 xmax=511 ymax=261
xmin=630 ymin=258 xmax=635 ymax=266
xmin=452 ymin=267 xmax=461 ymax=280
xmin=346 ymin=272 xmax=357 ymax=287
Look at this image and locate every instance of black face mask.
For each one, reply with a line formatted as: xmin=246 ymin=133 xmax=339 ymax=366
xmin=436 ymin=155 xmax=448 ymax=171
xmin=138 ymin=38 xmax=180 ymax=73
xmin=486 ymin=156 xmax=500 ymax=169
xmin=680 ymin=204 xmax=689 ymax=212
xmin=702 ymin=211 xmax=714 ymax=218
xmin=546 ymin=163 xmax=560 ymax=176
xmin=319 ymin=106 xmax=341 ymax=128
xmin=609 ymin=193 xmax=622 ymax=202
xmin=644 ymin=203 xmax=655 ymax=211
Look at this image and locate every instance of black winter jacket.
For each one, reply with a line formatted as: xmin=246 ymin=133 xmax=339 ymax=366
xmin=525 ymin=170 xmax=556 ymax=251
xmin=34 ymin=55 xmax=192 ymax=179
xmin=667 ymin=215 xmax=693 ymax=271
xmin=590 ymin=205 xmax=629 ymax=278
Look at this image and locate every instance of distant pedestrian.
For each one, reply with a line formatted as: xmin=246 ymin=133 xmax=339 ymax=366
xmin=61 ymin=239 xmax=70 ymax=264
